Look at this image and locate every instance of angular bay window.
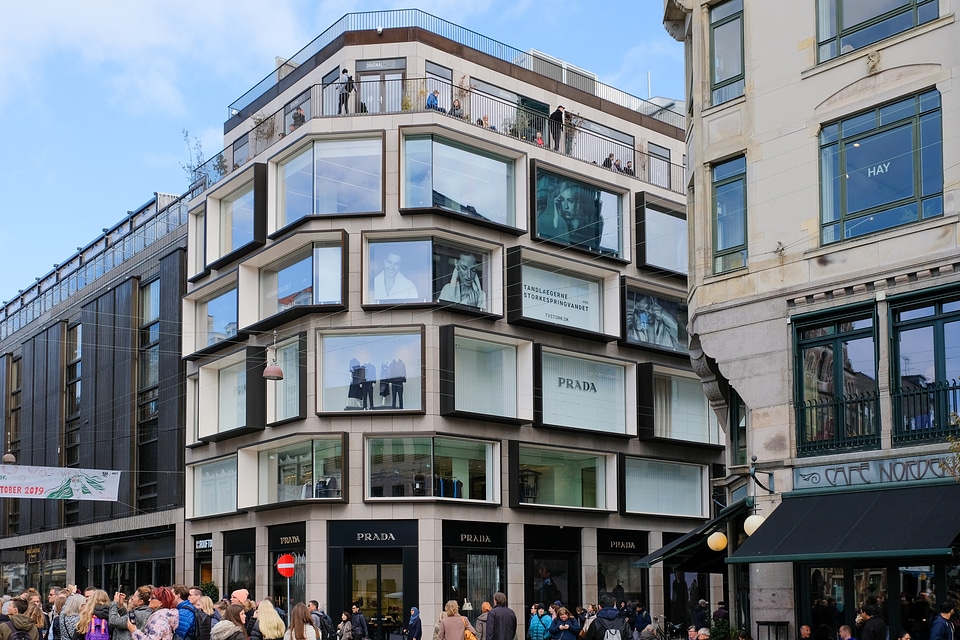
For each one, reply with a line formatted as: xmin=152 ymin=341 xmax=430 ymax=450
xmin=712 ymin=156 xmax=747 ymax=273
xmin=533 ymin=166 xmax=624 ymax=258
xmin=537 ymin=348 xmax=634 ymax=436
xmin=795 ymin=309 xmax=879 ymax=456
xmin=192 ymin=457 xmax=238 ymax=517
xmin=817 ymin=0 xmax=938 ymax=62
xmin=367 ymin=436 xmax=496 ymax=501
xmin=276 ymin=137 xmax=383 ymax=228
xmin=515 ymin=443 xmax=608 ymax=509
xmin=260 ymin=242 xmax=343 ymax=314
xmin=891 ymin=291 xmax=960 ymax=444
xmin=366 ymin=236 xmax=496 ymax=312
xmin=257 ymin=438 xmax=343 ymax=504
xmin=318 ymin=329 xmax=422 ymax=412
xmin=197 ymin=348 xmax=266 ymax=440
xmin=637 ymin=193 xmax=687 ymax=276
xmin=820 ymin=89 xmax=942 ymax=244
xmin=638 ymin=366 xmax=720 ymax=445
xmin=439 ymin=326 xmax=533 ymax=422
xmin=403 ymin=134 xmax=517 ymax=227
xmin=624 ymin=458 xmax=706 ymax=517
xmin=710 ymin=0 xmax=744 ymax=105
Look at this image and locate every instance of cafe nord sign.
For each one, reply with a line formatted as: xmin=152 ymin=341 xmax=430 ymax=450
xmin=793 ymin=452 xmax=952 ymax=490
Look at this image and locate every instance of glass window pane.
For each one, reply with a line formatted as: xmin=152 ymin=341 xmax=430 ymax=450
xmin=534 ymin=169 xmax=622 ymax=257
xmin=713 ymin=18 xmax=743 ymax=85
xmin=844 ymin=124 xmax=914 ymax=215
xmin=898 ymin=326 xmax=935 ymax=383
xmin=518 ymin=446 xmax=605 ymax=509
xmin=261 ymin=250 xmax=313 ymax=316
xmin=879 ymin=96 xmax=915 ymax=126
xmin=195 ymin=458 xmax=238 ymax=516
xmin=259 ymin=442 xmax=312 ymax=504
xmin=433 ymin=437 xmax=492 ymax=500
xmin=944 ymin=320 xmax=960 ymax=381
xmin=219 ymin=361 xmax=246 ymax=431
xmin=540 ymin=352 xmax=626 ymax=435
xmin=200 ymin=288 xmax=238 ymax=347
xmin=624 ymin=458 xmax=703 ymax=516
xmin=821 ymin=145 xmax=841 ymax=223
xmin=715 ymin=180 xmax=745 ymax=251
xmin=314 ymin=245 xmax=343 ymax=304
xmin=368 ymin=241 xmax=431 ymax=303
xmin=433 ymin=244 xmax=489 ymax=311
xmin=278 ymin=146 xmax=313 ymax=227
xmin=711 ymin=0 xmax=743 ymax=24
xmin=314 ymin=439 xmax=343 ymax=498
xmin=367 ymin=437 xmax=432 ymax=498
xmin=274 ymin=341 xmax=301 ymax=422
xmin=841 ymin=0 xmax=909 ymax=30
xmin=920 ymin=112 xmax=943 ymax=198
xmin=315 ymin=139 xmax=383 ymax=214
xmin=403 ymin=136 xmax=433 ymax=209
xmin=431 ymin=139 xmax=515 ymax=227
xmin=899 ymin=305 xmax=934 ymax=321
xmin=320 ymin=332 xmax=422 ymax=412
xmin=644 ymin=207 xmax=688 ymax=275
xmin=140 ymin=280 xmax=160 ymax=324
xmin=653 ymin=374 xmax=719 ymax=444
xmin=625 ymin=291 xmax=688 ymax=354
xmin=454 ymin=336 xmax=517 ymax=417
xmin=221 ymin=185 xmax=256 ymax=255
xmin=714 ymin=156 xmax=746 ymax=181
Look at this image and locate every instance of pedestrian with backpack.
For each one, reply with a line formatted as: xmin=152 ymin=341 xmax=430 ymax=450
xmin=127 ymin=588 xmax=179 ymax=640
xmin=582 ymin=596 xmax=629 ymax=640
xmin=1 ymin=598 xmax=39 ymax=640
xmin=306 ymin=603 xmax=332 ymax=640
xmin=76 ymin=591 xmax=111 ymax=640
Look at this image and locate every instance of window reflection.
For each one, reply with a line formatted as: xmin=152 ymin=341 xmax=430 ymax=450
xmin=221 ymin=185 xmax=255 ymax=255
xmin=517 ymin=445 xmax=605 ymax=508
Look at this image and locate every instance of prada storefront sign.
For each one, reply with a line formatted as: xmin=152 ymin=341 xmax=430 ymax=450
xmin=597 ymin=528 xmax=647 ymax=554
xmin=329 ymin=519 xmax=418 ymax=547
xmin=442 ymin=520 xmax=507 ymax=549
xmin=269 ymin=522 xmax=305 ymax=551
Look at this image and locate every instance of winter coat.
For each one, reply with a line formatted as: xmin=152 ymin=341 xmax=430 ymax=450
xmin=0 ymin=615 xmax=40 ymax=640
xmin=549 ymin=617 xmax=581 ymax=640
xmin=436 ymin=617 xmax=476 ymax=640
xmin=337 ymin=621 xmax=352 ymax=640
xmin=131 ymin=608 xmax=180 ymax=640
xmin=211 ymin=621 xmax=246 ymax=640
xmin=486 ymin=607 xmax=517 ymax=640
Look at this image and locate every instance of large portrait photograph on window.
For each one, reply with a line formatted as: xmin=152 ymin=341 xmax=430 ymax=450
xmin=368 ymin=240 xmax=432 ymax=304
xmin=319 ymin=330 xmax=422 ymax=412
xmin=533 ymin=166 xmax=623 ymax=258
xmin=623 ymin=287 xmax=688 ymax=354
xmin=432 ymin=242 xmax=491 ymax=311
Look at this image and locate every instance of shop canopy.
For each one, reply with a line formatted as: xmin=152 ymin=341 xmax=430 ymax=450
xmin=727 ymin=483 xmax=960 ymax=564
xmin=634 ymin=498 xmax=753 ymax=573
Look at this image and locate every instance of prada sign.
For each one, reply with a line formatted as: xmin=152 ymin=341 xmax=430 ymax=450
xmin=330 ymin=520 xmax=418 ymax=547
xmin=597 ymin=529 xmax=647 ymax=554
xmin=443 ymin=521 xmax=506 ymax=548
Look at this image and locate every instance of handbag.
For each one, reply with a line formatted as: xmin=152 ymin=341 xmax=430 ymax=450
xmin=463 ymin=618 xmax=478 ymax=640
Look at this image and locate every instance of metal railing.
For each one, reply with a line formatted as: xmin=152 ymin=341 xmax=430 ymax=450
xmin=0 ymin=191 xmax=196 ymax=341
xmin=227 ymin=9 xmax=684 ymax=130
xmin=196 ymin=77 xmax=686 ymax=195
xmin=796 ymin=391 xmax=881 ymax=456
xmin=893 ymin=379 xmax=960 ymax=444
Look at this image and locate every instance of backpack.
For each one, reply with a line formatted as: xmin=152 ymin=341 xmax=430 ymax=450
xmin=596 ymin=617 xmax=625 ymax=640
xmin=345 ymin=76 xmax=355 ymax=93
xmin=313 ymin=612 xmax=335 ymax=640
xmin=85 ymin=617 xmax=110 ymax=640
xmin=6 ymin=621 xmax=34 ymax=640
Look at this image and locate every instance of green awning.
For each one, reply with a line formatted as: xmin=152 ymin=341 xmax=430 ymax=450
xmin=727 ymin=483 xmax=960 ymax=564
xmin=635 ymin=498 xmax=752 ymax=572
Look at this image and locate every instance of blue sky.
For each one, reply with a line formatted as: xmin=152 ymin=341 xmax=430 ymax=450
xmin=0 ymin=1 xmax=683 ymax=305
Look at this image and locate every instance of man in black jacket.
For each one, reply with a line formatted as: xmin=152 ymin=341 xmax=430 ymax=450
xmin=487 ymin=592 xmax=517 ymax=640
xmin=351 ymin=603 xmax=369 ymax=640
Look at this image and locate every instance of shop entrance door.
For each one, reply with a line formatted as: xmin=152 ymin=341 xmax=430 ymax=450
xmin=357 ymin=72 xmax=403 ymax=114
xmin=347 ymin=549 xmax=404 ymax=640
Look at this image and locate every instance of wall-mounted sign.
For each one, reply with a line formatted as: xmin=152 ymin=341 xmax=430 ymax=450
xmin=794 ymin=452 xmax=953 ymax=489
xmin=521 ymin=264 xmax=601 ymax=332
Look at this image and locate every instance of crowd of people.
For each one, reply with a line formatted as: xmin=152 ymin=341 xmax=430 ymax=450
xmin=11 ymin=585 xmax=346 ymax=640
xmin=799 ymin=596 xmax=960 ymax=640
